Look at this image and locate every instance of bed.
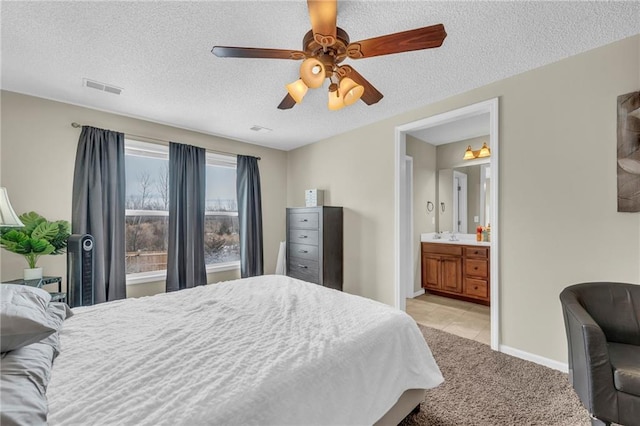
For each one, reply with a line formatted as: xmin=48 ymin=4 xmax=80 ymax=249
xmin=4 ymin=275 xmax=443 ymax=425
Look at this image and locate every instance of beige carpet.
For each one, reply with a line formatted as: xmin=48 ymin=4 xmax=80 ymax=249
xmin=400 ymin=325 xmax=591 ymax=426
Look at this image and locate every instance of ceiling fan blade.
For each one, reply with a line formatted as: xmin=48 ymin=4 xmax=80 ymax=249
xmin=337 ymin=65 xmax=383 ymax=105
xmin=307 ymin=0 xmax=337 ymax=48
xmin=212 ymin=46 xmax=306 ymax=60
xmin=346 ymin=24 xmax=447 ymax=59
xmin=277 ymin=93 xmax=297 ymax=110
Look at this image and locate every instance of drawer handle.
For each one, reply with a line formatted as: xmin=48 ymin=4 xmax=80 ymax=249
xmin=474 ymin=266 xmax=478 ymax=270
xmin=298 ymin=264 xmax=308 ymax=269
xmin=474 ymin=286 xmax=478 ymax=290
xmin=300 ymin=219 xmax=308 ymax=222
xmin=298 ymin=235 xmax=308 ymax=239
xmin=474 ymin=251 xmax=479 ymax=255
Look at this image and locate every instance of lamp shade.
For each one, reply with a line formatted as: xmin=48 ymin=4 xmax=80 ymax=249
xmin=478 ymin=142 xmax=491 ymax=158
xmin=340 ymin=77 xmax=364 ymax=106
xmin=0 ymin=187 xmax=24 ymax=227
xmin=327 ymin=84 xmax=345 ymax=111
xmin=286 ymin=79 xmax=309 ymax=104
xmin=300 ymin=58 xmax=325 ymax=89
xmin=463 ymin=145 xmax=475 ymax=160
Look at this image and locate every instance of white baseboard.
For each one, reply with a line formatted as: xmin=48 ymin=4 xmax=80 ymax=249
xmin=412 ymin=290 xmax=425 ymax=298
xmin=500 ymin=345 xmax=568 ymax=373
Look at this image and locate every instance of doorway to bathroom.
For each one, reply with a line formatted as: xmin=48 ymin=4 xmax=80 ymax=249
xmin=394 ymin=98 xmax=500 ymax=350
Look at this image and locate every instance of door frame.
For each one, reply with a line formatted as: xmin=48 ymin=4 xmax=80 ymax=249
xmin=406 ymin=156 xmax=415 ymax=298
xmin=394 ymin=97 xmax=500 ymax=350
xmin=480 ymin=163 xmax=490 ymax=227
xmin=453 ymin=170 xmax=468 ymax=233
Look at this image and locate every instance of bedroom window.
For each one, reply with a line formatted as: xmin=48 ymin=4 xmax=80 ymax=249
xmin=124 ymin=140 xmax=239 ymax=284
xmin=203 ymin=152 xmax=240 ymax=266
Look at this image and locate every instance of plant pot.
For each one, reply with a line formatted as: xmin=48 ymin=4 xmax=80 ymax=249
xmin=24 ymin=267 xmax=43 ymax=280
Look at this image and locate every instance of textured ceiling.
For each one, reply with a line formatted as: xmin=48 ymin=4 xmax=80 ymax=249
xmin=1 ymin=1 xmax=639 ymax=151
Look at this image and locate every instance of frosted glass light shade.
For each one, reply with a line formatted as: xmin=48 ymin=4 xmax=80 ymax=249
xmin=340 ymin=77 xmax=364 ymax=106
xmin=286 ymin=79 xmax=308 ymax=103
xmin=0 ymin=187 xmax=24 ymax=227
xmin=478 ymin=142 xmax=491 ymax=158
xmin=327 ymin=85 xmax=345 ymax=111
xmin=463 ymin=145 xmax=475 ymax=160
xmin=300 ymin=58 xmax=325 ymax=89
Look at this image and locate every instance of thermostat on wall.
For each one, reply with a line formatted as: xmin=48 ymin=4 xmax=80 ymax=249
xmin=305 ymin=189 xmax=324 ymax=207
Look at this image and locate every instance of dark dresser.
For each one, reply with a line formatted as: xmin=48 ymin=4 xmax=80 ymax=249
xmin=286 ymin=206 xmax=343 ymax=291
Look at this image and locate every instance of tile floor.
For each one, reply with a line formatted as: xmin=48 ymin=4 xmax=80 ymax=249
xmin=406 ymin=292 xmax=491 ymax=345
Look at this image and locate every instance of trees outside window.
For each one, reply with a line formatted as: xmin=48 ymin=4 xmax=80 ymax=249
xmin=124 ymin=140 xmax=239 ymax=275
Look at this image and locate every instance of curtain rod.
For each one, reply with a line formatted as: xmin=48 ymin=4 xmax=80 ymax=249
xmin=70 ymin=122 xmax=261 ymax=160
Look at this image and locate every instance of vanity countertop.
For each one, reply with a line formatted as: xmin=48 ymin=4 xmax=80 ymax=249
xmin=420 ymin=233 xmax=490 ymax=246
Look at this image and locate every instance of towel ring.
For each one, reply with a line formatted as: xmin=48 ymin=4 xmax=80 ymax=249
xmin=426 ymin=201 xmax=434 ymax=213
xmin=441 ymin=202 xmax=446 ymax=212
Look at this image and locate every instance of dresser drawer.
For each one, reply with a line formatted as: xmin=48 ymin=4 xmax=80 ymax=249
xmin=288 ymin=243 xmax=319 ymax=262
xmin=288 ymin=229 xmax=319 ymax=246
xmin=289 ymin=212 xmax=319 ymax=229
xmin=464 ymin=278 xmax=488 ymax=298
xmin=465 ymin=259 xmax=488 ymax=278
xmin=422 ymin=243 xmax=463 ymax=256
xmin=464 ymin=247 xmax=489 ymax=259
xmin=288 ymin=258 xmax=320 ymax=284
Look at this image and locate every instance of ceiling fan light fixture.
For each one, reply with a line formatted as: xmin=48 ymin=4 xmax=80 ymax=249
xmin=286 ymin=79 xmax=309 ymax=103
xmin=463 ymin=145 xmax=475 ymax=160
xmin=212 ymin=2 xmax=447 ymax=111
xmin=478 ymin=142 xmax=491 ymax=158
xmin=300 ymin=58 xmax=326 ymax=89
xmin=327 ymin=83 xmax=345 ymax=111
xmin=340 ymin=77 xmax=364 ymax=106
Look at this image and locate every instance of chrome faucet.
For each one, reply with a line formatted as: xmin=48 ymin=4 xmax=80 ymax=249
xmin=433 ymin=232 xmax=441 ymax=240
xmin=449 ymin=233 xmax=459 ymax=241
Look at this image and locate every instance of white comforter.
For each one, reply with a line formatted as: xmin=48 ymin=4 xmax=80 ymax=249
xmin=48 ymin=275 xmax=443 ymax=425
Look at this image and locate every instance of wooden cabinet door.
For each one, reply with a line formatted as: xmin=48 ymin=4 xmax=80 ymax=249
xmin=423 ymin=254 xmax=441 ymax=289
xmin=441 ymin=256 xmax=462 ymax=293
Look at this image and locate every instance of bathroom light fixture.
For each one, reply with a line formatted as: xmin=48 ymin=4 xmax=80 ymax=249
xmin=463 ymin=142 xmax=491 ymax=160
xmin=478 ymin=142 xmax=491 ymax=158
xmin=0 ymin=187 xmax=24 ymax=227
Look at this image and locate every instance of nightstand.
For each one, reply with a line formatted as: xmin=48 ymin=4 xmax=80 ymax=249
xmin=4 ymin=276 xmax=66 ymax=304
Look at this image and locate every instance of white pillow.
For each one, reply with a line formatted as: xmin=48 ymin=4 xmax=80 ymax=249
xmin=0 ymin=284 xmax=56 ymax=352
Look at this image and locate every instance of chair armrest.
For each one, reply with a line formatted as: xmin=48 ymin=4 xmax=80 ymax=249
xmin=562 ymin=300 xmax=617 ymax=422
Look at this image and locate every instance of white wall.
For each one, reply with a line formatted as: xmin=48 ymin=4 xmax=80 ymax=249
xmin=0 ymin=91 xmax=288 ymax=297
xmin=406 ymin=135 xmax=437 ymax=293
xmin=287 ymin=35 xmax=640 ymax=363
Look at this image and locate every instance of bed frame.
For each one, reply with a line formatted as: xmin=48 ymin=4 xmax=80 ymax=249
xmin=374 ymin=389 xmax=425 ymax=425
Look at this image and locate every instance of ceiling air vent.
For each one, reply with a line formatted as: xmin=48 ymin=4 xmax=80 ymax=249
xmin=250 ymin=125 xmax=272 ymax=133
xmin=83 ymin=78 xmax=122 ymax=95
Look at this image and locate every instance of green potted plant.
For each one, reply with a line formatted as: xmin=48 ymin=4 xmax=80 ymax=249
xmin=0 ymin=211 xmax=71 ymax=280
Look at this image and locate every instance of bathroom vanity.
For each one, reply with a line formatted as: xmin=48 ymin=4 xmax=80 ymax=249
xmin=421 ymin=237 xmax=490 ymax=305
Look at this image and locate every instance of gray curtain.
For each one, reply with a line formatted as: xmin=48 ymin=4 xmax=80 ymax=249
xmin=166 ymin=142 xmax=207 ymax=292
xmin=72 ymin=126 xmax=126 ymax=303
xmin=236 ymin=155 xmax=263 ymax=277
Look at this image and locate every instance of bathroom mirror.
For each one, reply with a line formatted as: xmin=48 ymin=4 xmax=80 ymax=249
xmin=437 ymin=161 xmax=490 ymax=233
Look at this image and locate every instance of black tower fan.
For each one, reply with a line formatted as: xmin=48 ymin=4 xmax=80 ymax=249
xmin=66 ymin=234 xmax=95 ymax=308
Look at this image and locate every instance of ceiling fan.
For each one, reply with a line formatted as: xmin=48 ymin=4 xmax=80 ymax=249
xmin=211 ymin=0 xmax=447 ymax=111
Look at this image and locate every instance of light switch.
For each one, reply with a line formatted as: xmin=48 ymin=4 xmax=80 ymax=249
xmin=474 ymin=216 xmax=479 ymax=223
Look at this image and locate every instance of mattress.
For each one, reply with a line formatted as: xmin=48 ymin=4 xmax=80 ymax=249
xmin=47 ymin=275 xmax=443 ymax=425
